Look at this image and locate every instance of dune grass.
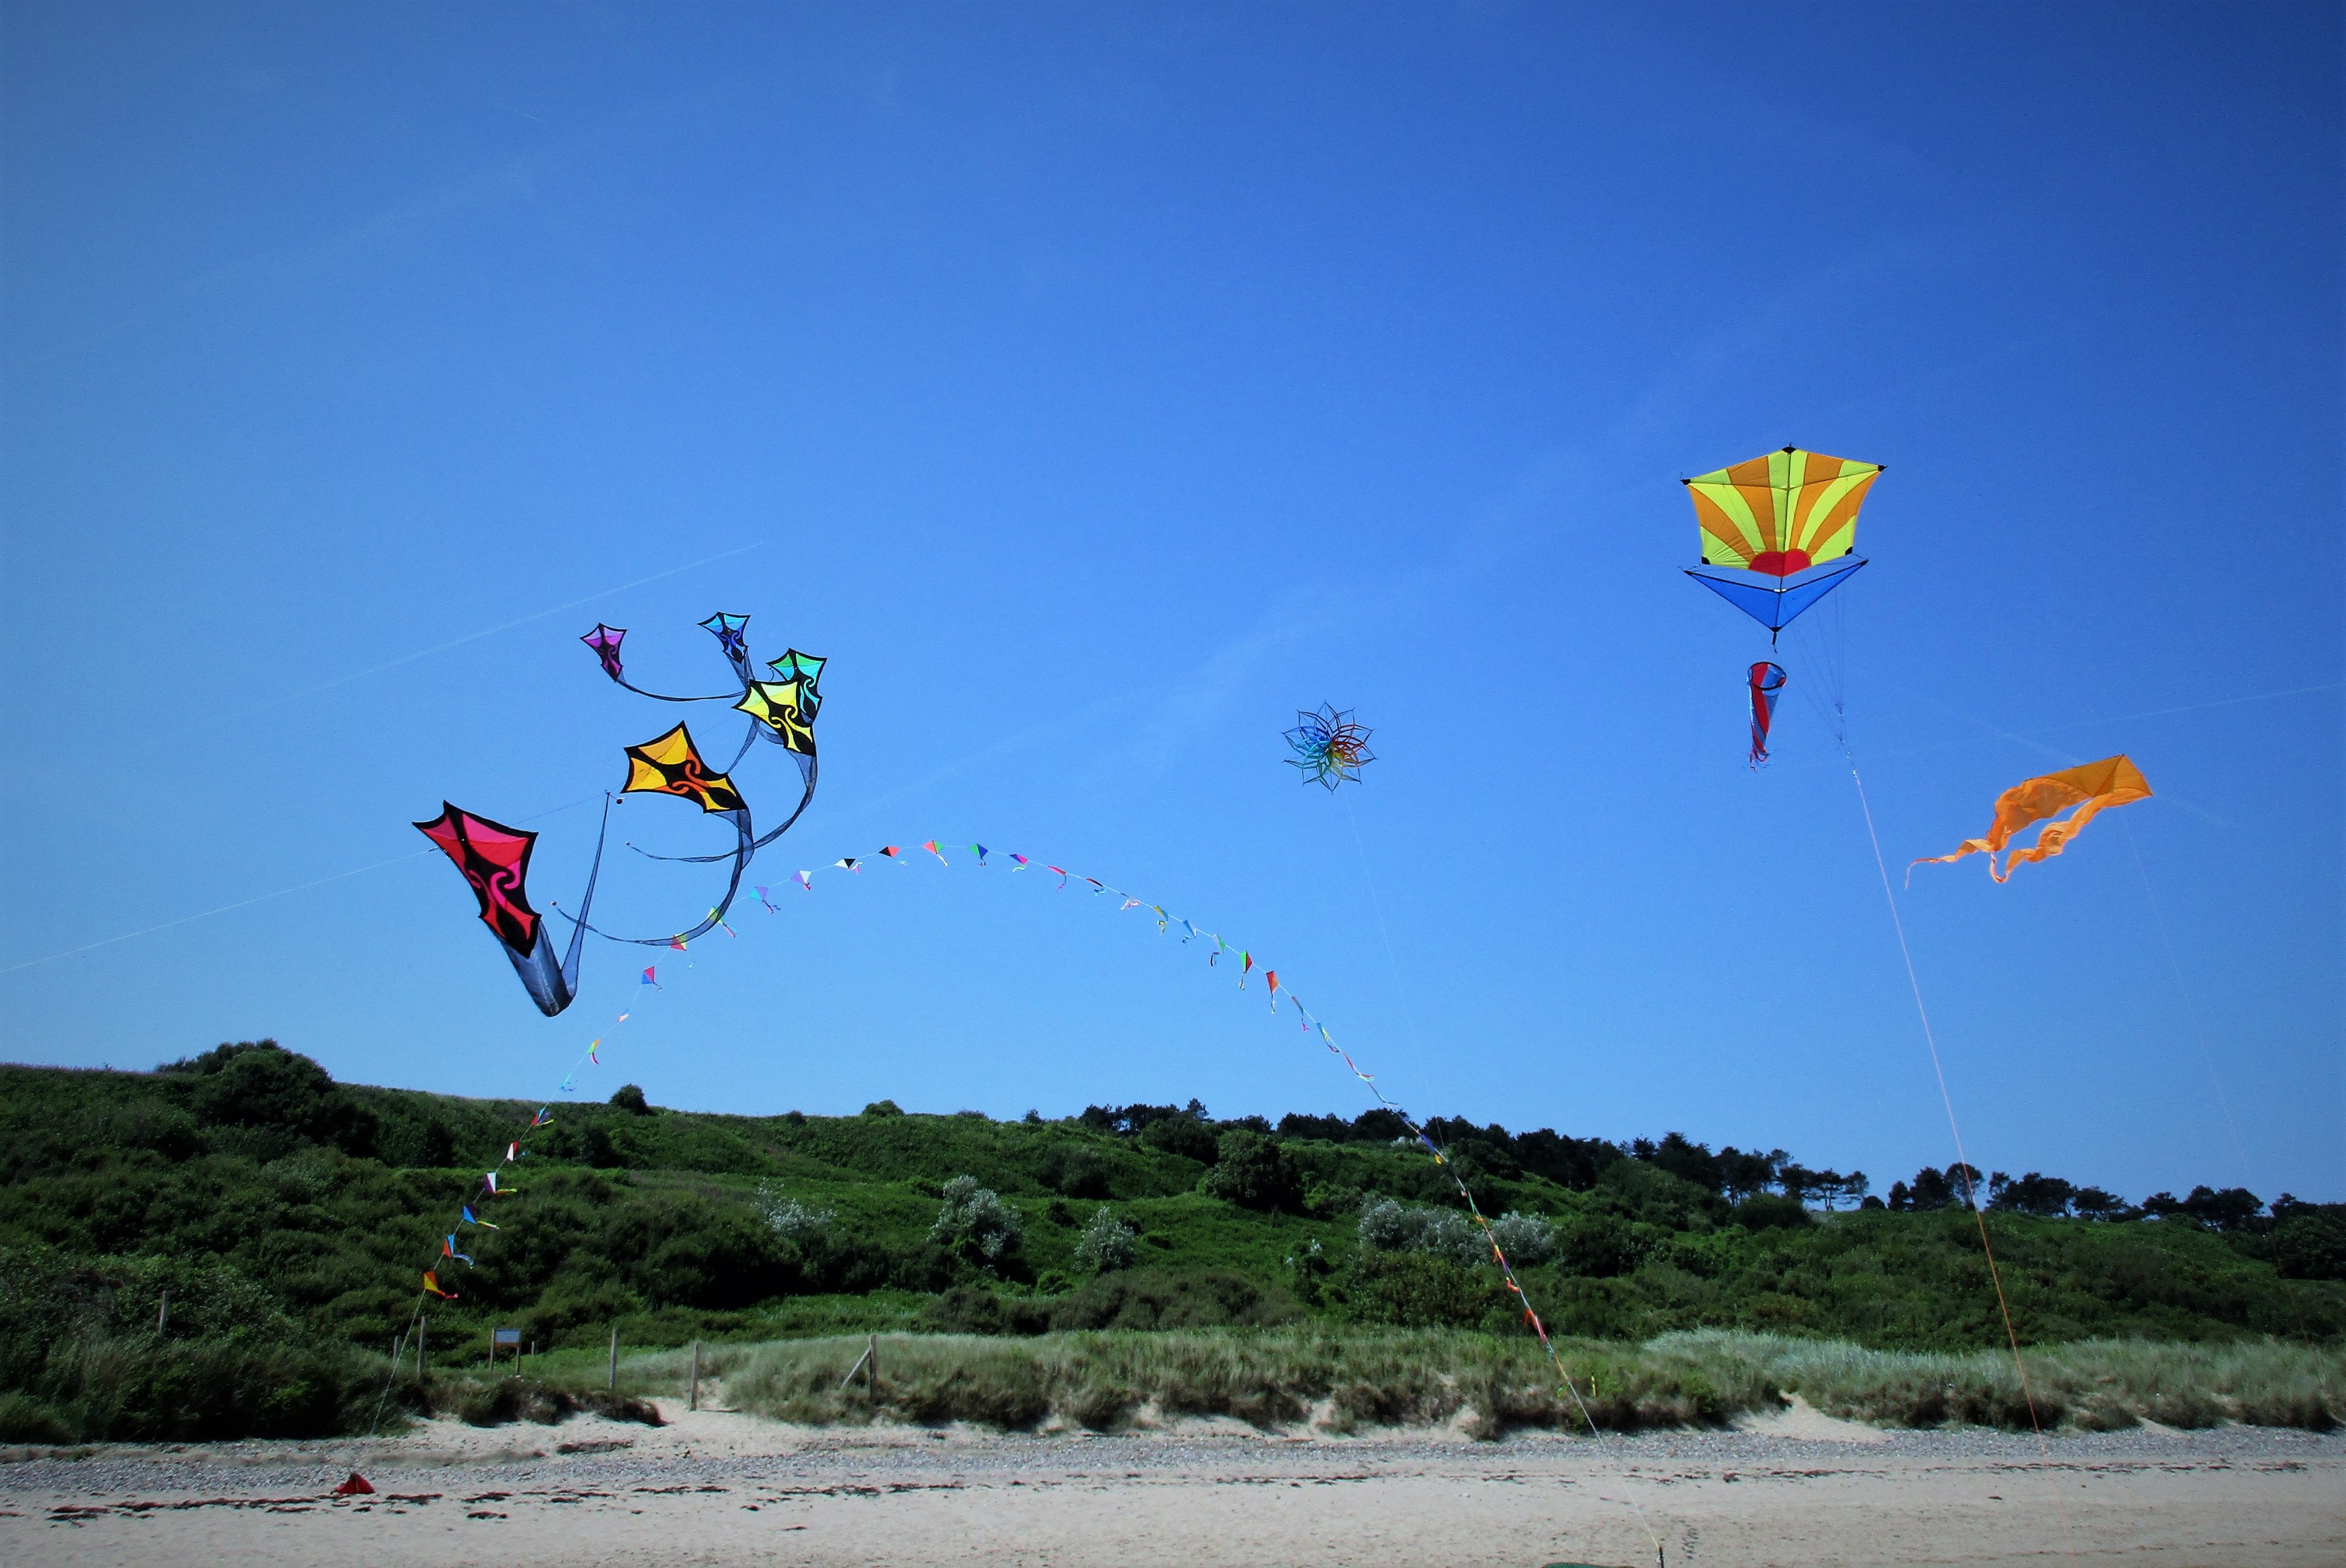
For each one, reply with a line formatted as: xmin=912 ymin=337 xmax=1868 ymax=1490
xmin=584 ymin=1328 xmax=2343 ymax=1438
xmin=1652 ymin=1329 xmax=2343 ymax=1432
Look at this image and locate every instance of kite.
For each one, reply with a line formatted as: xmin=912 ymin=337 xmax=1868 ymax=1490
xmin=577 ymin=624 xmax=740 ymax=704
xmin=623 ymin=723 xmax=749 ymax=813
xmin=636 ymin=644 xmax=823 ymax=862
xmin=1747 ymin=662 xmax=1787 ymax=768
xmin=432 ymin=607 xmax=823 ymax=1006
xmin=414 ymin=800 xmax=608 ymax=1016
xmin=1682 ymin=447 xmax=1881 ymax=643
xmin=1284 ymin=705 xmax=1376 ymax=791
xmin=701 ymin=612 xmax=753 ymax=680
xmin=1910 ymin=755 xmax=2153 ymax=884
xmin=593 ymin=723 xmax=756 ymax=945
xmin=734 ymin=676 xmax=817 ymax=763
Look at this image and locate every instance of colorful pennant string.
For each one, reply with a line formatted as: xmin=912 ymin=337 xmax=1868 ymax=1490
xmin=407 ymin=823 xmax=1605 ymax=1456
xmin=683 ymin=831 xmax=1601 ymax=1430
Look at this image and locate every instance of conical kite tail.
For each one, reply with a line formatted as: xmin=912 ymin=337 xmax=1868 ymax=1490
xmin=558 ymin=795 xmax=615 ymax=988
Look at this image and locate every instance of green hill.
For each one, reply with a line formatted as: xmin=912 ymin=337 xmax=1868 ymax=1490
xmin=1 ymin=1041 xmax=2338 ymax=1443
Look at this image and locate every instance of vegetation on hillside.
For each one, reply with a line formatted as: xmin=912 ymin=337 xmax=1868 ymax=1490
xmin=0 ymin=1041 xmax=2338 ymax=1441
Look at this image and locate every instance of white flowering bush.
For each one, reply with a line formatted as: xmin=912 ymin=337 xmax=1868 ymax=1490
xmin=755 ymin=1180 xmax=834 ymax=1246
xmin=1071 ymin=1207 xmax=1139 ymax=1273
xmin=1357 ymin=1197 xmax=1555 ymax=1268
xmin=931 ymin=1175 xmax=1025 ymax=1272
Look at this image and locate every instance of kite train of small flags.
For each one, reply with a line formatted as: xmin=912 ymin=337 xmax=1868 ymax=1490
xmin=412 ymin=831 xmax=1602 ymax=1427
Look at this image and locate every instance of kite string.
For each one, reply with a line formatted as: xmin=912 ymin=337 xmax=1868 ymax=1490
xmin=1843 ymin=751 xmax=2075 ymax=1564
xmin=2116 ymin=820 xmax=2313 ymax=1344
xmin=0 ymin=792 xmax=612 ymax=978
xmin=2118 ymin=820 xmax=2253 ymax=1183
xmin=1339 ymin=792 xmax=1667 ymax=1568
xmin=740 ymin=832 xmax=1667 ymax=1566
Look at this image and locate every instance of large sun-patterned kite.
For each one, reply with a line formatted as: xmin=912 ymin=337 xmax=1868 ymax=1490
xmin=1680 ymin=446 xmax=1883 ymax=766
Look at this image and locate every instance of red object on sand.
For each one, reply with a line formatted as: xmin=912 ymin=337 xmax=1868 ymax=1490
xmin=333 ymin=1473 xmax=375 ymax=1495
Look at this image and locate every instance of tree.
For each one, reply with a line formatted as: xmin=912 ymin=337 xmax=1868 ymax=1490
xmin=1140 ymin=1112 xmax=1219 ymax=1164
xmin=1278 ymin=1113 xmax=1353 ymax=1142
xmin=1716 ymin=1146 xmax=1788 ymax=1202
xmin=1800 ymin=1169 xmax=1865 ymax=1211
xmin=1904 ymin=1164 xmax=1983 ymax=1211
xmin=1644 ymin=1132 xmax=1722 ymax=1193
xmin=1988 ymin=1172 xmax=2076 ymax=1218
xmin=2140 ymin=1187 xmax=2265 ymax=1228
xmin=1513 ymin=1128 xmax=1620 ymax=1189
xmin=1778 ymin=1164 xmax=1821 ymax=1207
xmin=2071 ymin=1186 xmax=2129 ymax=1221
xmin=610 ymin=1084 xmax=651 ymax=1115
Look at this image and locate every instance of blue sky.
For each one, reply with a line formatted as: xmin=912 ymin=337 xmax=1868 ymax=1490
xmin=3 ymin=2 xmax=2337 ymax=1203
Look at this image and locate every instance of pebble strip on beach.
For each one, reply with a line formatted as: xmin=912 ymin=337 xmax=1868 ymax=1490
xmin=6 ymin=1419 xmax=2341 ymax=1505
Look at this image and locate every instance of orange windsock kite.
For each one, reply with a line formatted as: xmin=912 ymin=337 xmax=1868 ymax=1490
xmin=1910 ymin=755 xmax=2152 ymax=884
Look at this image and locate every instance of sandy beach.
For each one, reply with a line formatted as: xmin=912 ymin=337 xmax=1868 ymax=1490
xmin=3 ymin=1400 xmax=2340 ymax=1568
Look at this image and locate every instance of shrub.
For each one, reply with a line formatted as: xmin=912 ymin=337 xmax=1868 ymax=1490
xmin=930 ymin=1176 xmax=1024 ymax=1274
xmin=1485 ymin=1211 xmax=1558 ymax=1265
xmin=1551 ymin=1211 xmax=1638 ymax=1277
xmin=1199 ymin=1130 xmax=1304 ymax=1212
xmin=2274 ymin=1212 xmax=2346 ymax=1281
xmin=1359 ymin=1197 xmax=1477 ymax=1265
xmin=429 ymin=1375 xmax=662 ymax=1428
xmin=1345 ymin=1250 xmax=1509 ymax=1329
xmin=1072 ymin=1208 xmax=1139 ymax=1274
xmin=1049 ymin=1268 xmax=1300 ymax=1331
xmin=1139 ymin=1116 xmax=1220 ymax=1164
xmin=1040 ymin=1143 xmax=1111 ymax=1199
xmin=1357 ymin=1198 xmax=1553 ymax=1268
xmin=1734 ymin=1193 xmax=1812 ymax=1231
xmin=755 ymin=1181 xmax=834 ymax=1247
xmin=160 ymin=1040 xmax=379 ymax=1160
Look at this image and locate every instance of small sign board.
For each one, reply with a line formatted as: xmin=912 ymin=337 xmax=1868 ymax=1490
xmin=493 ymin=1327 xmax=522 ymax=1347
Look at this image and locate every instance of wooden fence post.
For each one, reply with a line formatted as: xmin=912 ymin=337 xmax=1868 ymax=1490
xmin=688 ymin=1340 xmax=701 ymax=1412
xmin=608 ymin=1325 xmax=619 ymax=1393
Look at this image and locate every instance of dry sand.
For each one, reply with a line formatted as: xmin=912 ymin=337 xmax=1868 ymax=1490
xmin=4 ymin=1399 xmax=2341 ymax=1567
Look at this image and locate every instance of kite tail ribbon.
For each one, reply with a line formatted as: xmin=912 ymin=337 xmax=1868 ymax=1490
xmin=509 ymin=795 xmax=612 ymax=1017
xmin=1909 ymin=755 xmax=2153 ymax=884
xmin=629 ymin=757 xmax=820 ymax=864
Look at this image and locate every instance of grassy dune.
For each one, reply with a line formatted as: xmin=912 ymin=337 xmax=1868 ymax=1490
xmin=586 ymin=1328 xmax=2343 ymax=1437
